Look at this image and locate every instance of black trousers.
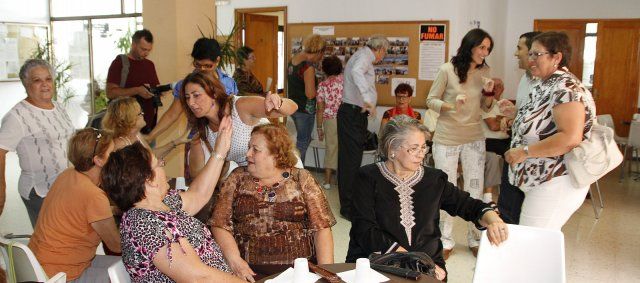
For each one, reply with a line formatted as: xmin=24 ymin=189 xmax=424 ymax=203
xmin=497 ymin=164 xmax=525 ymax=224
xmin=337 ymin=103 xmax=368 ymax=218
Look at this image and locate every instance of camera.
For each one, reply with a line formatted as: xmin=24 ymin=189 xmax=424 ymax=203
xmin=145 ymin=83 xmax=172 ymax=107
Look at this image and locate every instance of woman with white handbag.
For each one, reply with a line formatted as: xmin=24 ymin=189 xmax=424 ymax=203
xmin=504 ymin=31 xmax=597 ymax=230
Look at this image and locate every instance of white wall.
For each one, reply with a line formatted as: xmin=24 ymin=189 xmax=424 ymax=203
xmin=217 ymin=0 xmax=509 ymax=82
xmin=503 ymin=0 xmax=640 ymax=99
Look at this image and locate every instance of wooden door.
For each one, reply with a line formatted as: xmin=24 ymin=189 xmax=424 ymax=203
xmin=592 ymin=19 xmax=640 ymax=136
xmin=244 ymin=14 xmax=278 ymax=93
xmin=534 ymin=20 xmax=586 ymax=80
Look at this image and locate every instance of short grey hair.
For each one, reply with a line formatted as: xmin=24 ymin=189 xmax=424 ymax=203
xmin=19 ymin=59 xmax=54 ymax=88
xmin=366 ymin=35 xmax=390 ymax=51
xmin=378 ymin=115 xmax=429 ymax=160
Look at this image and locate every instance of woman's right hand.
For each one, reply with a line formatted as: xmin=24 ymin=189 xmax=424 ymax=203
xmin=228 ymin=256 xmax=256 ymax=282
xmin=434 ymin=265 xmax=447 ymax=281
xmin=213 ymin=116 xmax=233 ymax=157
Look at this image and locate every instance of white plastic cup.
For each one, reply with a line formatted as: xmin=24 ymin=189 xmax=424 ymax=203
xmin=175 ymin=177 xmax=187 ymax=191
xmin=355 ymin=258 xmax=371 ymax=283
xmin=293 ymin=258 xmax=309 ymax=282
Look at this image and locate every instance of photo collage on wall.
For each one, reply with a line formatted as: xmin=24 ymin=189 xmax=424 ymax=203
xmin=291 ymin=36 xmax=410 ymax=84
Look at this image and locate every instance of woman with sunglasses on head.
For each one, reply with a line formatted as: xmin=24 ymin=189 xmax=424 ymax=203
xmin=346 ymin=115 xmax=508 ymax=281
xmin=504 ymin=31 xmax=596 ymax=230
xmin=29 ymin=128 xmax=121 ymax=282
xmin=426 ymin=28 xmax=504 ymax=259
xmin=102 ymin=97 xmax=189 ymax=159
xmin=181 ymin=71 xmax=297 ymax=178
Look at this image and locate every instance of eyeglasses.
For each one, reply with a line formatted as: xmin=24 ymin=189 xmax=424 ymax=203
xmin=91 ymin=128 xmax=102 ymax=158
xmin=528 ymin=51 xmax=551 ymax=60
xmin=401 ymin=144 xmax=429 ymax=156
xmin=138 ymin=111 xmax=144 ymax=117
xmin=396 ymin=95 xmax=411 ymax=100
xmin=193 ymin=62 xmax=215 ymax=70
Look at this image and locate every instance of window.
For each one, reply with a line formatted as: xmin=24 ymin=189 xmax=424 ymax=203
xmin=582 ymin=23 xmax=598 ymax=88
xmin=50 ymin=0 xmax=142 ymax=127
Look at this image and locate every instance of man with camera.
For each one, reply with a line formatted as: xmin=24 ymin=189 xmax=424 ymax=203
xmin=106 ymin=29 xmax=164 ymax=134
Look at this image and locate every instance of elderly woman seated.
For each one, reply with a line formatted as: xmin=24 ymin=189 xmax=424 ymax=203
xmin=101 ymin=117 xmax=243 ymax=282
xmin=346 ymin=115 xmax=509 ymax=281
xmin=29 ymin=128 xmax=120 ymax=281
xmin=211 ymin=124 xmax=336 ymax=282
xmin=380 ymin=83 xmax=423 ymax=132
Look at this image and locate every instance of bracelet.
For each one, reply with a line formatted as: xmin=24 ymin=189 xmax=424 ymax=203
xmin=523 ymin=145 xmax=530 ymax=156
xmin=212 ymin=151 xmax=225 ymax=160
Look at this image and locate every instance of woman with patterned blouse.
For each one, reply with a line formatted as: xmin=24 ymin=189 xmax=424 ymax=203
xmin=380 ymin=83 xmax=423 ymax=132
xmin=211 ymin=124 xmax=336 ymax=282
xmin=346 ymin=115 xmax=508 ymax=281
xmin=316 ymin=55 xmax=344 ymax=189
xmin=504 ymin=32 xmax=596 ymax=230
xmin=233 ymin=46 xmax=265 ymax=96
xmin=101 ymin=117 xmax=242 ymax=283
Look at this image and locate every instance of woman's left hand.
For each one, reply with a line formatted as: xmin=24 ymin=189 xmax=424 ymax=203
xmin=505 ymin=146 xmax=527 ymax=165
xmin=482 ymin=211 xmax=509 ymax=246
xmin=264 ymin=91 xmax=282 ymax=112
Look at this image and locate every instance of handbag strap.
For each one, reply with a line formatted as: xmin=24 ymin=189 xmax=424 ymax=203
xmin=584 ymin=126 xmax=614 ymax=176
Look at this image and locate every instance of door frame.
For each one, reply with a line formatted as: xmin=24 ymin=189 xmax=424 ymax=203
xmin=235 ymin=6 xmax=288 ymax=92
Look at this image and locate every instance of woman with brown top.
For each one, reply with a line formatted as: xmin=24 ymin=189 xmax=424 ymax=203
xmin=233 ymin=46 xmax=265 ymax=96
xmin=426 ymin=28 xmax=502 ymax=259
xmin=211 ymin=124 xmax=336 ymax=282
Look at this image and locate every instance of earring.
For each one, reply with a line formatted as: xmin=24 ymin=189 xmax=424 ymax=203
xmin=391 ymin=153 xmax=396 ymax=159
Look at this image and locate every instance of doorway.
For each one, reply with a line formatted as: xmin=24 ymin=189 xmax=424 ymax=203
xmin=534 ymin=19 xmax=640 ymax=136
xmin=235 ymin=7 xmax=287 ymax=94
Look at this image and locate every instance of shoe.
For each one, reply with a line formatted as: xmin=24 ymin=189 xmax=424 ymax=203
xmin=470 ymin=246 xmax=479 ymax=257
xmin=443 ymin=248 xmax=453 ymax=260
xmin=322 ymin=183 xmax=331 ymax=190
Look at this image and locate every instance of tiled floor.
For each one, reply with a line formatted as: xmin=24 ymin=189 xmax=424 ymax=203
xmin=2 ymin=152 xmax=639 ymax=282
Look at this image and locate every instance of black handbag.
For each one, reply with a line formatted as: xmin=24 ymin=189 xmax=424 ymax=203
xmin=369 ymin=251 xmax=437 ymax=278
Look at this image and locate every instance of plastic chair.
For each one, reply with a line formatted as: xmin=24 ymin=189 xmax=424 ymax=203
xmin=0 ymin=236 xmax=51 ymax=282
xmin=107 ymin=259 xmax=131 ymax=283
xmin=620 ymin=120 xmax=640 ymax=182
xmin=45 ymin=272 xmax=67 ymax=283
xmin=473 ymin=224 xmax=566 ymax=283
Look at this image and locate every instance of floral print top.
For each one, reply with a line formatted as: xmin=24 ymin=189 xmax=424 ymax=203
xmin=210 ymin=167 xmax=336 ymax=265
xmin=316 ymin=74 xmax=344 ymax=119
xmin=509 ymin=69 xmax=596 ymax=188
xmin=120 ymin=189 xmax=230 ymax=282
xmin=233 ymin=68 xmax=265 ymax=96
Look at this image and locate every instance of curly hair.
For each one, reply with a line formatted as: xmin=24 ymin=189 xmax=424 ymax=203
xmin=102 ymin=97 xmax=141 ymax=138
xmin=451 ymin=28 xmax=493 ymax=83
xmin=68 ymin=128 xmax=113 ymax=172
xmin=394 ymin=83 xmax=413 ymax=96
xmin=179 ymin=71 xmax=232 ymax=153
xmin=101 ymin=142 xmax=154 ymax=212
xmin=251 ymin=124 xmax=297 ymax=169
xmin=378 ymin=115 xmax=430 ymax=161
xmin=303 ymin=34 xmax=326 ymax=54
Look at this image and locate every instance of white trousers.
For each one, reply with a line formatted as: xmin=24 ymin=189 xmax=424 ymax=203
xmin=433 ymin=140 xmax=485 ymax=249
xmin=519 ymin=175 xmax=589 ymax=230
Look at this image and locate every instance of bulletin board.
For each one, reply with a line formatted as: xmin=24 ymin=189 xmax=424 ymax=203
xmin=287 ymin=20 xmax=449 ymax=107
xmin=0 ymin=22 xmax=50 ymax=81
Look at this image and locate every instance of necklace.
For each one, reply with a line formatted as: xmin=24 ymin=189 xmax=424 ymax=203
xmin=253 ymin=171 xmax=291 ymax=203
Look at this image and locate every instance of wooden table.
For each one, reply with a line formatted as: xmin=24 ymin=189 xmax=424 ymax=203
xmin=258 ymin=263 xmax=441 ymax=283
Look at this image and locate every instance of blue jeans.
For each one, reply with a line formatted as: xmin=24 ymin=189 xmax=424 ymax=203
xmin=291 ymin=111 xmax=315 ymax=163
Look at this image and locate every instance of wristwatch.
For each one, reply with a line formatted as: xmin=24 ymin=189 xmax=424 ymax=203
xmin=523 ymin=145 xmax=530 ymax=156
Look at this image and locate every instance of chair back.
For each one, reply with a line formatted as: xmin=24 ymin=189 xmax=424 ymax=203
xmin=596 ymin=114 xmax=615 ymax=129
xmin=45 ymin=272 xmax=67 ymax=283
xmin=107 ymin=259 xmax=131 ymax=283
xmin=627 ymin=121 xmax=640 ymax=148
xmin=472 ymin=224 xmax=566 ymax=283
xmin=633 ymin=113 xmax=640 ymax=121
xmin=0 ymin=237 xmax=49 ymax=283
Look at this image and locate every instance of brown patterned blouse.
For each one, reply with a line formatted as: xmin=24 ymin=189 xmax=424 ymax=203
xmin=233 ymin=68 xmax=265 ymax=96
xmin=210 ymin=167 xmax=336 ymax=265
